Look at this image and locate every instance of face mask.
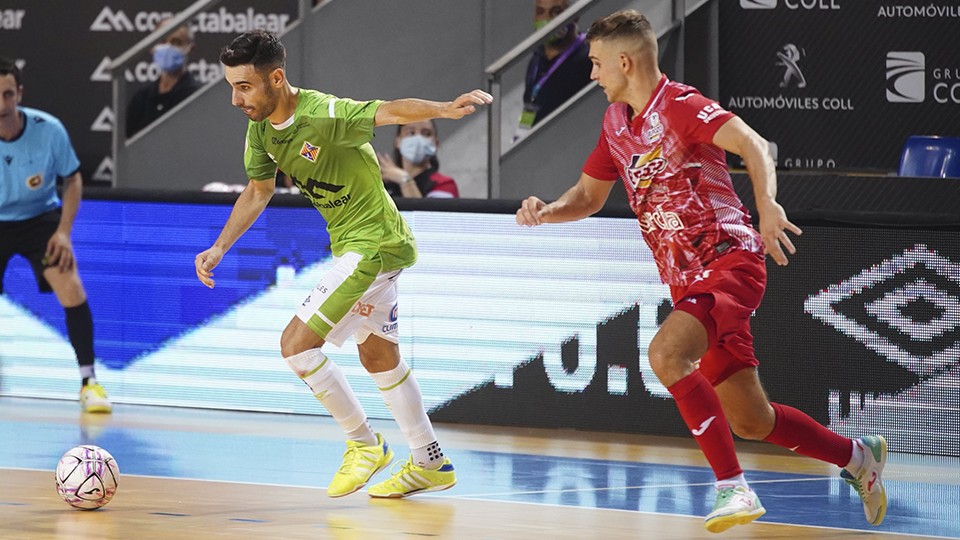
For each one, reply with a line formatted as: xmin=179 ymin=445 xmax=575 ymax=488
xmin=533 ymin=19 xmax=573 ymax=46
xmin=399 ymin=135 xmax=437 ymax=164
xmin=152 ymin=43 xmax=186 ymax=73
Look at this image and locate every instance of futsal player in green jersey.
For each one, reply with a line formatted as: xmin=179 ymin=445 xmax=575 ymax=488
xmin=195 ymin=30 xmax=492 ymax=498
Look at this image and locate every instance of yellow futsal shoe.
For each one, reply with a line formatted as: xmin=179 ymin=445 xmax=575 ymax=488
xmin=367 ymin=456 xmax=457 ymax=498
xmin=327 ymin=434 xmax=394 ymax=498
xmin=704 ymin=485 xmax=766 ymax=533
xmin=79 ymin=383 xmax=112 ymax=414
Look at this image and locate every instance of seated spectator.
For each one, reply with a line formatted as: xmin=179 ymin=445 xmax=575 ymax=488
xmin=514 ymin=0 xmax=592 ymax=142
xmin=126 ymin=16 xmax=202 ymax=137
xmin=378 ymin=120 xmax=459 ymax=199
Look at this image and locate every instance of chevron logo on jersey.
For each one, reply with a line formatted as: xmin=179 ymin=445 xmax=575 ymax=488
xmin=300 ymin=141 xmax=319 ymax=162
xmin=625 ymin=146 xmax=667 ymax=191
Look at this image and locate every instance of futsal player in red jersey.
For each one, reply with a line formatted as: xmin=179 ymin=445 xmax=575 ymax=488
xmin=516 ymin=9 xmax=887 ymax=534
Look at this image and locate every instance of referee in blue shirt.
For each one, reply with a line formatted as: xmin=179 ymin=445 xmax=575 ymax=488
xmin=0 ymin=58 xmax=111 ymax=413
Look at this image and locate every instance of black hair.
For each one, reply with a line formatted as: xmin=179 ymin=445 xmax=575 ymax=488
xmin=219 ymin=30 xmax=285 ymax=75
xmin=0 ymin=57 xmax=22 ymax=86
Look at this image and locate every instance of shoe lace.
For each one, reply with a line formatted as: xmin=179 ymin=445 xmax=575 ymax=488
xmin=713 ymin=487 xmax=737 ymax=509
xmin=338 ymin=445 xmax=364 ymax=473
xmin=713 ymin=485 xmax=755 ymax=511
xmin=843 ymin=470 xmax=868 ymax=498
xmin=386 ymin=459 xmax=417 ymax=484
xmin=82 ymin=384 xmax=107 ymax=398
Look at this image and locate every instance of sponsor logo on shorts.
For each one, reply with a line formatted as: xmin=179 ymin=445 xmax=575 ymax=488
xmin=381 ymin=304 xmax=399 ymax=333
xmin=692 ymin=269 xmax=714 ymax=283
xmin=351 ymin=302 xmax=374 ymax=317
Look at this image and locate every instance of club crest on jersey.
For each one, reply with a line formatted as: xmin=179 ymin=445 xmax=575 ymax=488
xmin=300 ymin=141 xmax=319 ymax=162
xmin=26 ymin=174 xmax=42 ymax=189
xmin=645 ymin=112 xmax=664 ymax=143
xmin=625 ymin=147 xmax=667 ymax=191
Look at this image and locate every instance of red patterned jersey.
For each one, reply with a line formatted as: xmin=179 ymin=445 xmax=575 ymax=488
xmin=583 ymin=76 xmax=762 ymax=286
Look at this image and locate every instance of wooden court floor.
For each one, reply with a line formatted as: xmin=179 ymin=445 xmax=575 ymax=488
xmin=2 ymin=397 xmax=958 ymax=539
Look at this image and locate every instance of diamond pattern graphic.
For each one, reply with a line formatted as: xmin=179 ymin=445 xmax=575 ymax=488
xmin=865 ymin=278 xmax=959 ymax=342
xmin=805 ymin=244 xmax=960 ymax=377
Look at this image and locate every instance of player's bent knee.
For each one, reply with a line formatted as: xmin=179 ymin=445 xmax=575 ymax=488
xmin=280 ymin=318 xmax=324 ymax=358
xmin=647 ymin=345 xmax=694 ymax=385
xmin=730 ymin=422 xmax=767 ymax=441
xmin=279 ymin=334 xmax=308 ymax=358
xmin=728 ymin=414 xmax=775 ymax=441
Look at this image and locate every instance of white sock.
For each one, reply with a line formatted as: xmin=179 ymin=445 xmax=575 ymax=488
xmin=716 ymin=473 xmax=749 ymax=490
xmin=285 ymin=349 xmax=375 ymax=446
xmin=80 ymin=365 xmax=95 ymax=382
xmin=369 ymin=357 xmax=441 ymax=468
xmin=412 ymin=441 xmax=444 ymax=470
xmin=844 ymin=439 xmax=865 ymax=475
xmin=345 ymin=421 xmax=378 ymax=446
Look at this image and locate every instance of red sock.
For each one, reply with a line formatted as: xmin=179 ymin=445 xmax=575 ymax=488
xmin=668 ymin=371 xmax=742 ymax=480
xmin=763 ymin=402 xmax=852 ymax=467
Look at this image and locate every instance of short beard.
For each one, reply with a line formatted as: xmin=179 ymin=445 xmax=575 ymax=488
xmin=251 ymin=75 xmax=281 ymax=122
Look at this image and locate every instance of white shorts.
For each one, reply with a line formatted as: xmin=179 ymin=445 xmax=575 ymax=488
xmin=295 ymin=252 xmax=402 ymax=347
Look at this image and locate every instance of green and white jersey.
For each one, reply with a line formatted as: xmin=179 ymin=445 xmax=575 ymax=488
xmin=243 ymin=88 xmax=416 ymax=271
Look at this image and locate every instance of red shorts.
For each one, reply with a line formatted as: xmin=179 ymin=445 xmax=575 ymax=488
xmin=670 ymin=249 xmax=766 ymax=386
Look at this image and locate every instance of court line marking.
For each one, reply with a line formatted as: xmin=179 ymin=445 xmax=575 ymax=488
xmin=7 ymin=466 xmax=956 ymax=539
xmin=452 ymin=476 xmax=836 ymax=499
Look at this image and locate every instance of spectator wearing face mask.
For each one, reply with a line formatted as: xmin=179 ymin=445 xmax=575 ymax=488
xmin=514 ymin=0 xmax=593 ymax=142
xmin=378 ymin=120 xmax=459 ymax=199
xmin=125 ymin=16 xmax=202 ymax=137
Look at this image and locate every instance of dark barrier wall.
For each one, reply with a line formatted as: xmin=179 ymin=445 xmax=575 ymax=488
xmin=1 ymin=176 xmax=958 ymax=456
xmin=0 ymin=0 xmax=296 ymax=185
xmin=431 ymin=224 xmax=960 ymax=458
xmin=720 ymin=1 xmax=960 ymax=172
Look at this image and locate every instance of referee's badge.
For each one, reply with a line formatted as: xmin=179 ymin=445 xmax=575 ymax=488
xmin=26 ymin=174 xmax=42 ymax=189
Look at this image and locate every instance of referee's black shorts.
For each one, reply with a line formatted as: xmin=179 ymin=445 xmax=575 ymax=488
xmin=0 ymin=208 xmax=61 ymax=294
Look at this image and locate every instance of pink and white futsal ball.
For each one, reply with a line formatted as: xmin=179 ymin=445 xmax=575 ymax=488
xmin=55 ymin=445 xmax=120 ymax=510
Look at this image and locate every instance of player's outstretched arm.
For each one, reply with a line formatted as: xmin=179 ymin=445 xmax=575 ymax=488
xmin=713 ymin=117 xmax=802 ymax=266
xmin=195 ymin=178 xmax=275 ymax=288
xmin=374 ymin=90 xmax=494 ymax=126
xmin=516 ymin=173 xmax=613 ymax=227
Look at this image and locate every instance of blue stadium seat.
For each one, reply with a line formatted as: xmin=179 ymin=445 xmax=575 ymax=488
xmin=898 ymin=135 xmax=960 ymax=178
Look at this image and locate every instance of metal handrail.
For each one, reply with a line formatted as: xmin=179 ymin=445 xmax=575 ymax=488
xmin=109 ymin=0 xmax=316 ymax=187
xmin=485 ymin=0 xmax=598 ymax=78
xmin=109 ymin=0 xmax=224 ymax=188
xmin=485 ymin=0 xmax=710 ymax=199
xmin=484 ymin=0 xmax=598 ymax=198
xmin=108 ymin=0 xmax=221 ymax=74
